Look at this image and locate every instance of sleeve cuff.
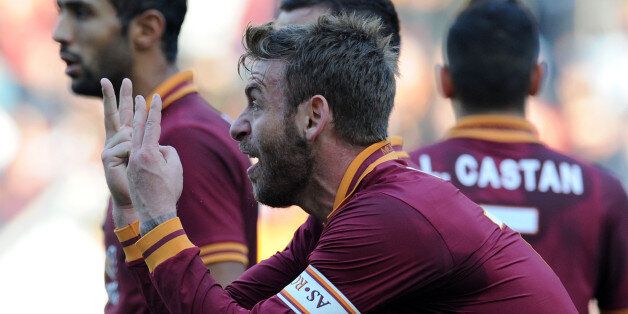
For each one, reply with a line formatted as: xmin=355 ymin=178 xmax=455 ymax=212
xmin=114 ymin=221 xmax=142 ymax=263
xmin=136 ymin=217 xmax=196 ymax=273
xmin=199 ymin=242 xmax=249 ymax=266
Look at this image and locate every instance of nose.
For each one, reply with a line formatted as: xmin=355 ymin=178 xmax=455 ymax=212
xmin=52 ymin=14 xmax=72 ymax=45
xmin=230 ymin=112 xmax=251 ymax=142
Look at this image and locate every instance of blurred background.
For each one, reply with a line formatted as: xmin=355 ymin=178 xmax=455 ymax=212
xmin=0 ymin=0 xmax=626 ymax=312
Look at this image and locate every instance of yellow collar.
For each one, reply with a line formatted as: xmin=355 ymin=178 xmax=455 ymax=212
xmin=146 ymin=71 xmax=198 ymax=110
xmin=328 ymin=139 xmax=402 ymax=220
xmin=446 ymin=114 xmax=540 ymax=143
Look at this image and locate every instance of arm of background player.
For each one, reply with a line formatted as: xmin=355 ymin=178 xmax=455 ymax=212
xmin=596 ymin=177 xmax=628 ymax=314
xmin=134 ymin=195 xmax=449 ymax=313
xmin=162 ymin=127 xmax=251 ymax=286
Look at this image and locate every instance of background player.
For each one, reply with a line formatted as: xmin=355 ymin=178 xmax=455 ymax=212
xmin=103 ymin=14 xmax=575 ymax=312
xmin=52 ymin=0 xmax=258 ymax=312
xmin=410 ymin=1 xmax=628 ymax=313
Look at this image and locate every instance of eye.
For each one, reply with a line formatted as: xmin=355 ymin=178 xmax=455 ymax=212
xmin=70 ymin=5 xmax=93 ymax=20
xmin=250 ymin=100 xmax=261 ymax=111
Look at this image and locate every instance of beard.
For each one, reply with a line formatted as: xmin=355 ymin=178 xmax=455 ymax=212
xmin=245 ymin=119 xmax=313 ymax=208
xmin=67 ymin=39 xmax=132 ymax=97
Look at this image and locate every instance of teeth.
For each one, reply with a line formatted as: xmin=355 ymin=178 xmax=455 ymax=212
xmin=250 ymin=157 xmax=259 ymax=164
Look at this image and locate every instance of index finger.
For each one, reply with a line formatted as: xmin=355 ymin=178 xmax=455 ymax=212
xmin=142 ymin=94 xmax=163 ymax=147
xmin=101 ymin=78 xmax=120 ymax=140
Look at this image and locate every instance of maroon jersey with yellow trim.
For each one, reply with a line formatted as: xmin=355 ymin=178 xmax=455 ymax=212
xmin=121 ymin=140 xmax=575 ymax=313
xmin=103 ymin=71 xmax=258 ymax=313
xmin=410 ymin=114 xmax=628 ymax=313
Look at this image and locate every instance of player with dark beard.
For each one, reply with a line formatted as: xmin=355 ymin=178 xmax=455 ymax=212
xmin=100 ymin=14 xmax=576 ymax=313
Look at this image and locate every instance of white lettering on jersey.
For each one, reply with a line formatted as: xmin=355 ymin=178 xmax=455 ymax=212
xmin=538 ymin=160 xmax=561 ymax=193
xmin=559 ymin=162 xmax=584 ymax=195
xmin=519 ymin=159 xmax=541 ymax=192
xmin=478 ymin=156 xmax=501 ymax=189
xmin=455 ymin=154 xmax=479 ymax=187
xmin=276 ymin=265 xmax=360 ymax=314
xmin=421 ymin=154 xmax=584 ymax=195
xmin=500 ymin=159 xmax=521 ymax=190
xmin=417 ymin=154 xmax=451 ymax=180
xmin=482 ymin=204 xmax=539 ymax=234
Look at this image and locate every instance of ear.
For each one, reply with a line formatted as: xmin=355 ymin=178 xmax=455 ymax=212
xmin=528 ymin=62 xmax=545 ymax=96
xmin=436 ymin=65 xmax=454 ymax=99
xmin=296 ymin=95 xmax=331 ymax=142
xmin=128 ymin=9 xmax=166 ymax=52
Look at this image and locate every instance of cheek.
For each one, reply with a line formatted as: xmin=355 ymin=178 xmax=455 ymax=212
xmin=77 ymin=22 xmax=123 ymax=63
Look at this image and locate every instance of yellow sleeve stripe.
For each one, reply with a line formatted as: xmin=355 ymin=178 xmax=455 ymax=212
xmin=144 ymin=234 xmax=195 ymax=273
xmin=199 ymin=242 xmax=249 ymax=255
xmin=114 ymin=220 xmax=140 ymax=242
xmin=122 ymin=244 xmax=143 ymax=263
xmin=136 ymin=217 xmax=183 ymax=253
xmin=201 ymin=252 xmax=248 ymax=266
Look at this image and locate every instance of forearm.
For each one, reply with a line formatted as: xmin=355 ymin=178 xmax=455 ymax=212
xmin=113 ymin=220 xmax=169 ymax=313
xmin=136 ymin=217 xmax=292 ymax=313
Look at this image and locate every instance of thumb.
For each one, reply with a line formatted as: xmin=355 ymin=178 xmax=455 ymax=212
xmin=159 ymin=145 xmax=181 ymax=165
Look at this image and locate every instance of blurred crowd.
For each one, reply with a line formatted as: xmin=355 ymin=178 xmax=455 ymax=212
xmin=0 ymin=0 xmax=626 ymax=312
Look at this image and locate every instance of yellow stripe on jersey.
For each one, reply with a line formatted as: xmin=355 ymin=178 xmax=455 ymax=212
xmin=114 ymin=220 xmax=140 ymax=242
xmin=201 ymin=252 xmax=249 ymax=266
xmin=199 ymin=242 xmax=249 ymax=256
xmin=144 ymin=234 xmax=195 ymax=273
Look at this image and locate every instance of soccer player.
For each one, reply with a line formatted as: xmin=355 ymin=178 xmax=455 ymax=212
xmin=409 ymin=1 xmax=628 ymax=313
xmin=52 ymin=0 xmax=258 ymax=312
xmin=275 ymin=0 xmax=408 ymax=155
xmin=102 ymin=14 xmax=576 ymax=312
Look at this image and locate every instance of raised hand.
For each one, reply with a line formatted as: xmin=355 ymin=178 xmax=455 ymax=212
xmin=101 ymin=78 xmax=137 ymax=228
xmin=127 ymin=93 xmax=183 ymax=235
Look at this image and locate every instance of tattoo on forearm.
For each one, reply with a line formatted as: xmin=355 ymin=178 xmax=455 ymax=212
xmin=140 ymin=212 xmax=177 ymax=235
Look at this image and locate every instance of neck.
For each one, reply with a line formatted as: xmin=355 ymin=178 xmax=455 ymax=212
xmin=453 ymin=100 xmax=526 ymax=121
xmin=131 ymin=54 xmax=179 ymax=98
xmin=298 ymin=136 xmax=365 ymax=223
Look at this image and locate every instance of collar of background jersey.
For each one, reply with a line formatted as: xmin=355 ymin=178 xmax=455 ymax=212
xmin=327 ymin=139 xmax=402 ymax=221
xmin=146 ymin=71 xmax=198 ymax=110
xmin=445 ymin=114 xmax=540 ymax=144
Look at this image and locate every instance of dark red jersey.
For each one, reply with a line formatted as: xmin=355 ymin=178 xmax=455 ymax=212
xmin=116 ymin=140 xmax=575 ymax=313
xmin=410 ymin=114 xmax=628 ymax=313
xmin=103 ymin=71 xmax=258 ymax=313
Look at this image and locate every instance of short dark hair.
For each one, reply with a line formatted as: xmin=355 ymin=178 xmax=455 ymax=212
xmin=109 ymin=0 xmax=187 ymax=63
xmin=240 ymin=14 xmax=398 ymax=146
xmin=279 ymin=0 xmax=400 ymax=51
xmin=446 ymin=0 xmax=540 ymax=111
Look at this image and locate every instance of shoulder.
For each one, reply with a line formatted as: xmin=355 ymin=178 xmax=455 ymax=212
xmin=325 ymin=190 xmax=451 ymax=259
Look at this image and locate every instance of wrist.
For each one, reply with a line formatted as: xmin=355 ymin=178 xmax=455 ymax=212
xmin=112 ymin=203 xmax=139 ymax=229
xmin=139 ymin=211 xmax=177 ymax=235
